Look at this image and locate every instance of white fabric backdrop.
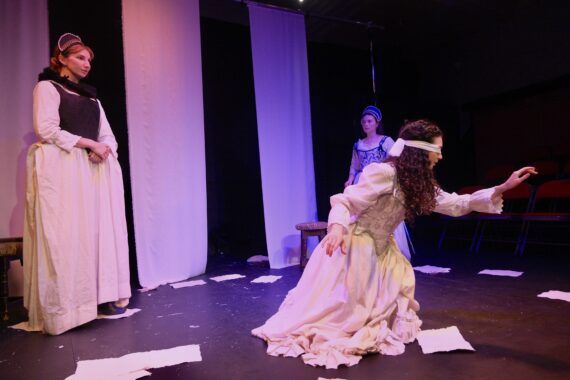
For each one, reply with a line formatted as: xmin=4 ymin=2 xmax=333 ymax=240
xmin=0 ymin=0 xmax=48 ymax=238
xmin=122 ymin=0 xmax=207 ymax=288
xmin=0 ymin=0 xmax=49 ymax=295
xmin=249 ymin=5 xmax=318 ymax=268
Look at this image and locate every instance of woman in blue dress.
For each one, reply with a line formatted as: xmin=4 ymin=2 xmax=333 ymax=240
xmin=344 ymin=105 xmax=411 ymax=258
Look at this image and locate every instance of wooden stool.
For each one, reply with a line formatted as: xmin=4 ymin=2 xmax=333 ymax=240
xmin=295 ymin=222 xmax=328 ymax=268
xmin=0 ymin=237 xmax=23 ymax=321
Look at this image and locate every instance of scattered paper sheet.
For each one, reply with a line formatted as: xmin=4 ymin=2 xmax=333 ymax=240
xmin=478 ymin=269 xmax=523 ymax=277
xmin=537 ymin=290 xmax=570 ymax=302
xmin=247 ymin=255 xmax=269 ymax=263
xmin=416 ymin=326 xmax=475 ymax=354
xmin=137 ymin=286 xmax=158 ymax=293
xmin=97 ymin=308 xmax=141 ymax=320
xmin=209 ymin=274 xmax=246 ymax=282
xmin=170 ymin=279 xmax=207 ymax=289
xmin=66 ymin=344 xmax=202 ymax=380
xmin=413 ymin=265 xmax=451 ymax=274
xmin=318 ymin=378 xmax=348 ymax=380
xmin=251 ymin=275 xmax=282 ymax=283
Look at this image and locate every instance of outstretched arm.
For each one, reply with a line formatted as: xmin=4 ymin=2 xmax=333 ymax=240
xmin=435 ymin=166 xmax=537 ymax=217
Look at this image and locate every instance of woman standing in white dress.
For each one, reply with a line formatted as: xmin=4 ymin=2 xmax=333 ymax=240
xmin=253 ymin=119 xmax=536 ymax=368
xmin=23 ymin=33 xmax=131 ymax=335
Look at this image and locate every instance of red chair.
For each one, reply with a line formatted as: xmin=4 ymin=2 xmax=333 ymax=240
xmin=472 ymin=183 xmax=534 ymax=254
xmin=526 ymin=160 xmax=560 ymax=185
xmin=516 ymin=180 xmax=570 ymax=255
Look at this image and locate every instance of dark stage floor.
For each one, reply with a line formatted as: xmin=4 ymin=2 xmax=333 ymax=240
xmin=1 ymin=246 xmax=570 ymax=380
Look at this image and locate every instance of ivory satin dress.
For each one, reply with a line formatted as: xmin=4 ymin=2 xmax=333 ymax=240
xmin=253 ymin=163 xmax=503 ymax=368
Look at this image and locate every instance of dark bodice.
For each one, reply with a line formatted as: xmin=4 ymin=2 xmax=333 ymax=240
xmin=53 ymin=83 xmax=100 ymax=141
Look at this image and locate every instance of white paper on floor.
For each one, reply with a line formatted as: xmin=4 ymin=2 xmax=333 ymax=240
xmin=65 ymin=344 xmax=202 ymax=380
xmin=416 ymin=326 xmax=475 ymax=354
xmin=318 ymin=378 xmax=348 ymax=380
xmin=209 ymin=274 xmax=246 ymax=282
xmin=537 ymin=290 xmax=570 ymax=302
xmin=478 ymin=269 xmax=523 ymax=277
xmin=170 ymin=279 xmax=207 ymax=289
xmin=413 ymin=265 xmax=451 ymax=274
xmin=247 ymin=255 xmax=269 ymax=263
xmin=97 ymin=308 xmax=141 ymax=320
xmin=251 ymin=275 xmax=282 ymax=283
xmin=137 ymin=285 xmax=158 ymax=293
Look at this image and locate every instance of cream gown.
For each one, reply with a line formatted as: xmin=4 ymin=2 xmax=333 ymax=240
xmin=23 ymin=81 xmax=131 ymax=335
xmin=252 ymin=162 xmax=503 ymax=368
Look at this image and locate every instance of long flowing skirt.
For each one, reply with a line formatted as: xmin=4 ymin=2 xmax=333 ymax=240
xmin=23 ymin=144 xmax=131 ymax=335
xmin=252 ymin=229 xmax=421 ymax=369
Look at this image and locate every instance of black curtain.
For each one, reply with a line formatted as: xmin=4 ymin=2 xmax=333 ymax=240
xmin=48 ymin=0 xmax=139 ymax=286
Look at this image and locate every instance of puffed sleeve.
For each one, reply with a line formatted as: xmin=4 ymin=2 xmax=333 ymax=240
xmin=348 ymin=143 xmax=360 ymax=178
xmin=329 ymin=162 xmax=395 ymax=232
xmin=33 ymin=81 xmax=81 ymax=152
xmin=97 ymin=100 xmax=119 ymax=157
xmin=382 ymin=136 xmax=395 ymax=154
xmin=434 ymin=187 xmax=503 ymax=217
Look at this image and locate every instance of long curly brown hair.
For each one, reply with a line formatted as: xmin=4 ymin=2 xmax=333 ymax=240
xmin=393 ymin=119 xmax=443 ymax=222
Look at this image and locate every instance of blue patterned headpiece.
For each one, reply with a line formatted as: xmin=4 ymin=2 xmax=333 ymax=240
xmin=361 ymin=105 xmax=382 ymax=122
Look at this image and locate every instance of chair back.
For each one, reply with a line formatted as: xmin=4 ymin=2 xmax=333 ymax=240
xmin=502 ymin=182 xmax=534 ymax=212
xmin=533 ymin=180 xmax=570 ymax=212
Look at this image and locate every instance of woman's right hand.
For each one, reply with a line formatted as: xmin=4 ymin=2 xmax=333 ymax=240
xmin=76 ymin=138 xmax=112 ymax=161
xmin=322 ymin=224 xmax=346 ymax=257
xmin=88 ymin=151 xmax=102 ymax=164
xmin=91 ymin=142 xmax=111 ymax=160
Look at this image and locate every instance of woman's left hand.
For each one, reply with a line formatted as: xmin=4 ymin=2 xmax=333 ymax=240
xmin=496 ymin=166 xmax=538 ymax=194
xmin=88 ymin=151 xmax=103 ymax=164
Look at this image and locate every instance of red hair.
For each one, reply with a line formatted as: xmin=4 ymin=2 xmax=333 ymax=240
xmin=49 ymin=43 xmax=95 ymax=73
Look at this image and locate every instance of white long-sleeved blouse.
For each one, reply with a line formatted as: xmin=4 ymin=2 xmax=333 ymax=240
xmin=328 ymin=163 xmax=503 ymax=255
xmin=32 ymin=80 xmax=118 ymax=156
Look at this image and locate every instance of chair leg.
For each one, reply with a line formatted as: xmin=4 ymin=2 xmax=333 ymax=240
xmin=300 ymin=233 xmax=308 ymax=268
xmin=515 ymin=221 xmax=530 ymax=256
xmin=437 ymin=222 xmax=448 ymax=251
xmin=474 ymin=222 xmax=487 ymax=254
xmin=1 ymin=257 xmax=9 ymax=321
xmin=469 ymin=220 xmax=482 ymax=253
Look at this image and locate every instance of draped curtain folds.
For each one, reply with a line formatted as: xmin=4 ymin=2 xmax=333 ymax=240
xmin=0 ymin=0 xmax=49 ymax=238
xmin=249 ymin=5 xmax=318 ymax=268
xmin=0 ymin=0 xmax=49 ymax=296
xmin=122 ymin=0 xmax=207 ymax=287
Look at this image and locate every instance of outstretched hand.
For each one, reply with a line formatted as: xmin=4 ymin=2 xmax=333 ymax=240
xmin=496 ymin=166 xmax=538 ymax=194
xmin=322 ymin=224 xmax=347 ymax=257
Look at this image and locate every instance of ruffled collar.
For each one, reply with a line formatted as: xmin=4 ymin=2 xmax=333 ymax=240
xmin=38 ymin=67 xmax=97 ymax=98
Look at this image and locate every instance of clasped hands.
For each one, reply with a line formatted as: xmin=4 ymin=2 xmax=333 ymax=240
xmin=88 ymin=143 xmax=112 ymax=164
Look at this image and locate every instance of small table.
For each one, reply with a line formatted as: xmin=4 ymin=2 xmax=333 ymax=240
xmin=295 ymin=222 xmax=328 ymax=268
xmin=0 ymin=237 xmax=23 ymax=321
